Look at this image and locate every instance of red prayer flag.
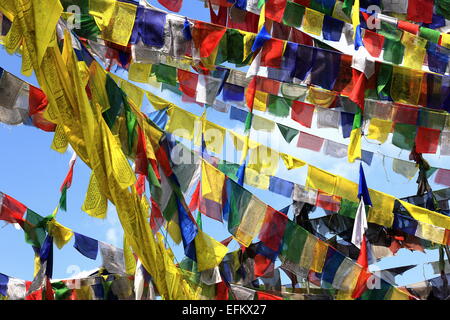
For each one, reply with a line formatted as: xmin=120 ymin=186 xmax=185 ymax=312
xmin=290 ymin=28 xmax=313 ymax=46
xmin=135 ymin=126 xmax=149 ymax=176
xmin=135 ymin=174 xmax=146 ymax=197
xmin=189 ymin=181 xmax=201 ymax=212
xmin=28 ymin=85 xmax=56 ymax=132
xmin=291 ymin=101 xmax=315 ymax=128
xmin=407 ymin=0 xmax=433 ymax=23
xmin=192 ymin=21 xmax=227 ymax=58
xmin=216 ymin=281 xmax=229 ymax=300
xmin=178 ymin=69 xmax=198 ymax=98
xmin=256 ymin=76 xmax=281 ymax=95
xmin=246 ymin=77 xmax=257 ymax=111
xmin=257 ymin=291 xmax=283 ymax=300
xmin=316 ymin=192 xmax=341 ymax=212
xmin=297 ymin=132 xmax=325 ymax=152
xmin=393 ymin=103 xmax=419 ymax=125
xmin=158 ymin=0 xmax=183 ymax=12
xmin=258 ymin=207 xmax=288 ymax=252
xmin=348 ymin=69 xmax=367 ymax=110
xmin=352 ymin=235 xmax=372 ymax=299
xmin=293 ymin=0 xmax=310 ymax=6
xmin=397 ymin=20 xmax=419 ymax=35
xmin=261 ymin=38 xmax=285 ymax=68
xmin=415 ymin=126 xmax=441 ymax=154
xmin=208 ymin=1 xmax=228 ymax=26
xmin=265 ymin=0 xmax=287 ymax=23
xmin=220 ymin=236 xmax=233 ymax=247
xmin=435 ymin=169 xmax=450 ymax=187
xmin=0 ymin=193 xmax=27 ymax=224
xmin=227 ymin=10 xmax=259 ymax=33
xmin=254 ymin=254 xmax=275 ymax=278
xmin=363 ymin=30 xmax=385 ymax=58
xmin=150 ymin=198 xmax=164 ymax=233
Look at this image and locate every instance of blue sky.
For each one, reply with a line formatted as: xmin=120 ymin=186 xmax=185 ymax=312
xmin=0 ymin=0 xmax=447 ymax=288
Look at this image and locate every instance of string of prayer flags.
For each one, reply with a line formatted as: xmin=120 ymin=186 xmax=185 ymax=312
xmin=59 ymin=152 xmax=77 ymax=212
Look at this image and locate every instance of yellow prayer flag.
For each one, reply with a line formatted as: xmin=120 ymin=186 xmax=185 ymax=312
xmin=248 ymin=145 xmax=279 ymax=175
xmin=203 ymin=121 xmax=226 ymax=154
xmin=167 ymin=218 xmax=182 ymax=245
xmin=146 ymin=92 xmax=172 ymax=110
xmin=348 ymin=127 xmax=362 ymax=163
xmin=258 ymin=3 xmax=266 ymax=31
xmin=51 ymin=125 xmax=69 ymax=153
xmin=194 ymin=230 xmax=229 ymax=272
xmin=244 ymin=168 xmax=270 ymax=189
xmin=280 ymin=153 xmax=306 ymax=170
xmin=387 ymin=287 xmax=411 ymax=300
xmin=89 ymin=0 xmax=117 ymax=31
xmin=401 ymin=32 xmax=427 ymax=70
xmin=415 ymin=222 xmax=445 ymax=244
xmin=241 ymin=31 xmax=256 ymax=62
xmin=367 ymin=189 xmax=395 ymax=227
xmin=299 ymin=234 xmax=317 ymax=270
xmin=334 ymin=176 xmax=359 ymax=203
xmin=123 ymin=235 xmax=137 ymax=275
xmin=235 ymin=196 xmax=267 ymax=247
xmin=229 ymin=131 xmax=260 ymax=150
xmin=251 ymin=115 xmax=275 ymax=132
xmin=311 ymin=240 xmax=328 ymax=273
xmin=351 ymin=0 xmax=360 ymax=35
xmin=33 ymin=0 xmax=63 ymax=66
xmin=306 ymin=166 xmax=337 ymax=195
xmin=128 ymin=63 xmax=152 ymax=83
xmin=101 ymin=1 xmax=137 ymax=47
xmin=440 ymin=33 xmax=450 ymax=49
xmin=367 ymin=118 xmax=392 ymax=143
xmin=82 ymin=173 xmax=108 ymax=219
xmin=400 ymin=200 xmax=450 ymax=230
xmin=166 ymin=106 xmax=197 ymax=141
xmin=47 ymin=219 xmax=74 ymax=249
xmin=307 ymin=86 xmax=337 ymax=108
xmin=253 ymin=90 xmax=269 ymax=112
xmin=121 ymin=81 xmax=144 ymax=108
xmin=201 ymin=160 xmax=225 ymax=204
xmin=303 ymin=8 xmax=325 ymax=36
xmin=390 ymin=66 xmax=424 ymax=106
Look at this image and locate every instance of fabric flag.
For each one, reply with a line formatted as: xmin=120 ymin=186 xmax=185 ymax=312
xmin=74 ymin=233 xmax=99 ymax=260
xmin=130 ymin=7 xmax=166 ymax=47
xmin=351 ymin=163 xmax=373 ymax=298
xmin=407 ymin=0 xmax=433 ymax=23
xmin=269 ymin=176 xmax=294 ymax=198
xmin=291 ymin=101 xmax=315 ymax=128
xmin=341 ymin=112 xmax=355 ymax=138
xmin=415 ymin=127 xmax=441 ymax=154
xmin=0 ymin=193 xmax=27 ymax=224
xmin=303 ymin=8 xmax=325 ymax=36
xmin=322 ymin=15 xmax=344 ymax=41
xmin=283 ymin=1 xmax=305 ymax=27
xmin=192 ymin=21 xmax=227 ymax=58
xmin=347 ymin=110 xmax=362 ymax=163
xmin=297 ymin=132 xmax=325 ymax=152
xmin=194 ymin=230 xmax=228 ymax=272
xmin=435 ymin=169 xmax=450 ymax=187
xmin=392 ymin=159 xmax=419 ymax=180
xmin=158 ymin=0 xmax=183 ymax=12
xmin=59 ymin=152 xmax=77 ymax=212
xmin=363 ymin=30 xmax=384 ymax=58
xmin=351 ymin=0 xmax=363 ymax=50
xmin=366 ymin=118 xmax=392 ymax=143
xmin=277 ymin=123 xmax=299 ymax=143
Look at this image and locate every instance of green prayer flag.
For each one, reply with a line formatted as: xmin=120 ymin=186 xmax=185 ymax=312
xmin=436 ymin=0 xmax=450 ymax=19
xmin=352 ymin=109 xmax=362 ymax=130
xmin=163 ymin=193 xmax=178 ymax=221
xmin=377 ymin=63 xmax=393 ymax=100
xmin=59 ymin=187 xmax=67 ymax=212
xmin=196 ymin=211 xmax=203 ymax=231
xmin=378 ymin=21 xmax=403 ymax=41
xmin=419 ymin=27 xmax=441 ymax=44
xmin=104 ymin=75 xmax=124 ymax=129
xmin=310 ymin=0 xmax=334 ymax=16
xmin=418 ymin=110 xmax=446 ymax=131
xmin=152 ymin=64 xmax=177 ymax=87
xmin=244 ymin=112 xmax=253 ymax=132
xmin=426 ymin=167 xmax=438 ymax=179
xmin=161 ymin=83 xmax=183 ymax=96
xmin=215 ymin=33 xmax=228 ymax=65
xmin=382 ymin=38 xmax=405 ymax=65
xmin=283 ymin=2 xmax=305 ymax=27
xmin=227 ymin=181 xmax=252 ymax=236
xmin=217 ymin=161 xmax=240 ymax=181
xmin=392 ymin=123 xmax=416 ymax=150
xmin=342 ymin=0 xmax=354 ymax=16
xmin=52 ymin=281 xmax=71 ymax=300
xmin=277 ymin=123 xmax=299 ymax=143
xmin=268 ymin=95 xmax=292 ymax=118
xmin=124 ymin=100 xmax=137 ymax=155
xmin=226 ymin=29 xmax=244 ymax=65
xmin=281 ymin=221 xmax=308 ymax=264
xmin=23 ymin=209 xmax=47 ymax=248
xmin=338 ymin=199 xmax=359 ymax=219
